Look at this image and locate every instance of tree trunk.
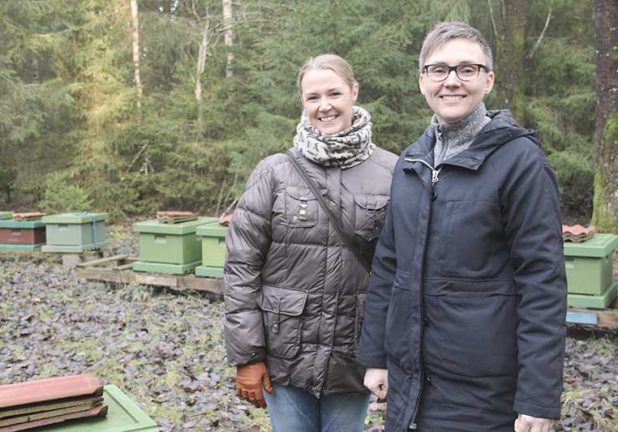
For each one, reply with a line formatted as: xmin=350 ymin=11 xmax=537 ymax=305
xmin=491 ymin=0 xmax=527 ymax=124
xmin=223 ymin=0 xmax=234 ymax=78
xmin=195 ymin=18 xmax=210 ymax=132
xmin=591 ymin=0 xmax=618 ymax=232
xmin=130 ymin=0 xmax=143 ymax=117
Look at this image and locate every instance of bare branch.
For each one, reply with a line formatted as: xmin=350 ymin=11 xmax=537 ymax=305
xmin=526 ymin=6 xmax=552 ymax=61
xmin=488 ymin=0 xmax=498 ymax=38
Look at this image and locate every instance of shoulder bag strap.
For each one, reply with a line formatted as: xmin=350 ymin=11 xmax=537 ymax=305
xmin=285 ymin=150 xmax=371 ymax=274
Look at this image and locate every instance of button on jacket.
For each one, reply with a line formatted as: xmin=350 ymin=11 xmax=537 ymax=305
xmin=224 ymin=147 xmax=397 ymax=397
xmin=358 ymin=110 xmax=567 ymax=431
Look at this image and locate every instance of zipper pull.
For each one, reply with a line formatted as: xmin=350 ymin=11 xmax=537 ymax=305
xmin=430 ymin=168 xmax=440 ymax=200
xmin=431 ymin=169 xmax=440 ymax=185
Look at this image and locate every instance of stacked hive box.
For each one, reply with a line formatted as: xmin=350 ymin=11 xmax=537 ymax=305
xmin=41 ymin=213 xmax=107 ymax=253
xmin=133 ymin=217 xmax=215 ymax=275
xmin=0 ymin=212 xmax=12 ymax=220
xmin=564 ymin=233 xmax=618 ymax=308
xmin=195 ymin=220 xmax=228 ymax=278
xmin=0 ymin=217 xmax=46 ymax=251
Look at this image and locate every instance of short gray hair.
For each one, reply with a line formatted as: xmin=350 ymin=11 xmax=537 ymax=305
xmin=419 ymin=22 xmax=493 ymax=73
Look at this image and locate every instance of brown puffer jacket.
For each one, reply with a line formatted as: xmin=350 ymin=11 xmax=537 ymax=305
xmin=223 ymin=147 xmax=397 ymax=397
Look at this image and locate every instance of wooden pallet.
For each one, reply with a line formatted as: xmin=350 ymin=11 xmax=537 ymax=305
xmin=0 ymin=248 xmax=103 ymax=266
xmin=566 ymin=303 xmax=618 ymax=329
xmin=74 ymin=255 xmax=223 ymax=295
xmin=0 ymin=248 xmax=45 ymax=256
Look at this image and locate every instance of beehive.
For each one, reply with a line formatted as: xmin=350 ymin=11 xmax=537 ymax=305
xmin=132 ymin=217 xmax=215 ymax=275
xmin=564 ymin=233 xmax=618 ymax=308
xmin=0 ymin=219 xmax=45 ymax=250
xmin=195 ymin=220 xmax=228 ymax=278
xmin=42 ymin=213 xmax=107 ymax=253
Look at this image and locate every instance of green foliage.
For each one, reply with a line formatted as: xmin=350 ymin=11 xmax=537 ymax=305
xmin=39 ymin=171 xmax=93 ymax=213
xmin=547 ymin=151 xmax=595 ymax=222
xmin=0 ymin=0 xmax=603 ymax=222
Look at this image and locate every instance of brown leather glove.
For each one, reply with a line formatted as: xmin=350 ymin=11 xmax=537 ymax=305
xmin=236 ymin=362 xmax=273 ymax=408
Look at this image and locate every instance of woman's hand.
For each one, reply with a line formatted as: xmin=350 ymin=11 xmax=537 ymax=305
xmin=364 ymin=368 xmax=388 ymax=402
xmin=514 ymin=414 xmax=553 ymax=432
xmin=236 ymin=362 xmax=273 ymax=408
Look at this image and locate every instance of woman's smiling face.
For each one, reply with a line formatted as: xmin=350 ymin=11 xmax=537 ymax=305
xmin=300 ymin=68 xmax=358 ymax=135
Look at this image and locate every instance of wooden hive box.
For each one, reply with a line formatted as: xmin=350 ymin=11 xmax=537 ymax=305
xmin=132 ymin=217 xmax=215 ymax=275
xmin=41 ymin=213 xmax=107 ymax=253
xmin=0 ymin=219 xmax=46 ymax=250
xmin=564 ymin=233 xmax=618 ymax=308
xmin=195 ymin=220 xmax=228 ymax=279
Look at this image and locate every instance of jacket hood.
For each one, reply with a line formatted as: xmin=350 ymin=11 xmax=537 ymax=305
xmin=404 ymin=109 xmax=540 ymax=171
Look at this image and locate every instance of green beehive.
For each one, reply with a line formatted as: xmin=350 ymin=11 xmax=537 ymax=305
xmin=133 ymin=217 xmax=215 ymax=275
xmin=0 ymin=211 xmax=12 ymax=220
xmin=564 ymin=233 xmax=618 ymax=308
xmin=43 ymin=385 xmax=159 ymax=432
xmin=42 ymin=213 xmax=108 ymax=253
xmin=195 ymin=220 xmax=228 ymax=278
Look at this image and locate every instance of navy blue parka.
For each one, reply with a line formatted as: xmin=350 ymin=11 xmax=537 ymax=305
xmin=358 ymin=110 xmax=567 ymax=431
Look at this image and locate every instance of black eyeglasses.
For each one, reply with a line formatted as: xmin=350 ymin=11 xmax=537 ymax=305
xmin=422 ymin=63 xmax=491 ymax=82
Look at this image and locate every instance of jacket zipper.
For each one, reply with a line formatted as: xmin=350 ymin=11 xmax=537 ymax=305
xmin=405 ymin=157 xmax=441 ymax=200
xmin=403 ymin=157 xmax=441 ymax=429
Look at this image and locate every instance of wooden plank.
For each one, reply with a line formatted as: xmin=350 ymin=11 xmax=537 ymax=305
xmin=75 ymin=267 xmax=137 ymax=284
xmin=178 ymin=274 xmax=223 ymax=294
xmin=133 ymin=272 xmax=179 ymax=288
xmin=0 ymin=399 xmax=103 ymax=427
xmin=0 ymin=405 xmax=107 ymax=432
xmin=0 ymin=397 xmax=103 ymax=420
xmin=0 ymin=249 xmax=45 ymax=257
xmin=75 ymin=255 xmax=129 ymax=269
xmin=567 ymin=307 xmax=618 ymax=329
xmin=76 ymin=266 xmax=222 ymax=294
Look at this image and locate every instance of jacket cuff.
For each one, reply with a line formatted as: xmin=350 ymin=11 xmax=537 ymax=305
xmin=514 ymin=399 xmax=561 ymax=420
xmin=229 ymin=347 xmax=266 ymax=367
xmin=356 ymin=352 xmax=387 ymax=369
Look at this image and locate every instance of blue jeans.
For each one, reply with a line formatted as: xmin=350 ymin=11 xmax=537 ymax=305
xmin=263 ymin=384 xmax=370 ymax=432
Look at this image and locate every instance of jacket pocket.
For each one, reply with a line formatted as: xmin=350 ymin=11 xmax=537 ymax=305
xmin=385 ymin=274 xmax=414 ymax=368
xmin=257 ymin=285 xmax=308 ymax=359
xmin=284 ymin=186 xmax=318 ymax=228
xmin=423 ymin=293 xmax=518 ymax=378
xmin=440 ymin=200 xmax=506 ymax=278
xmin=354 ymin=194 xmax=389 ymax=241
xmin=352 ymin=292 xmax=367 ymax=356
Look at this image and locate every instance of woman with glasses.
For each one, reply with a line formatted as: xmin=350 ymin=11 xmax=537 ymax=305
xmin=359 ymin=22 xmax=566 ymax=432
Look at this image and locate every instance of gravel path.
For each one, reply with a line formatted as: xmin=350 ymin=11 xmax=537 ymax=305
xmin=0 ymin=228 xmax=616 ymax=431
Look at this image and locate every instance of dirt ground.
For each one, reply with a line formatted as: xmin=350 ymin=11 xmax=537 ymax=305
xmin=0 ymin=226 xmax=616 ymax=431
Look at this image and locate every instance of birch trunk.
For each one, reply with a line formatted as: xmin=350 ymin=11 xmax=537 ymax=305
xmin=223 ymin=0 xmax=234 ymax=77
xmin=130 ymin=0 xmax=142 ymax=116
xmin=195 ymin=18 xmax=210 ymax=132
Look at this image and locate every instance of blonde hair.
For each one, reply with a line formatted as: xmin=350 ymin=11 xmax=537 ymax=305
xmin=419 ymin=22 xmax=493 ymax=73
xmin=297 ymin=54 xmax=357 ymax=92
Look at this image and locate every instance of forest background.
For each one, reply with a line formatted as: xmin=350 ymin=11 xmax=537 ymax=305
xmin=1 ymin=0 xmax=617 ymax=231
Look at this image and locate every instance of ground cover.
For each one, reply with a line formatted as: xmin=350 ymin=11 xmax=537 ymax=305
xmin=0 ymin=226 xmax=615 ymax=431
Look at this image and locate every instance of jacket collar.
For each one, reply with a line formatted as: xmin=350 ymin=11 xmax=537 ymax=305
xmin=404 ymin=110 xmax=539 ymax=172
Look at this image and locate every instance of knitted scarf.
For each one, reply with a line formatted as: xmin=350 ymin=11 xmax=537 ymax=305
xmin=293 ymin=106 xmax=375 ymax=169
